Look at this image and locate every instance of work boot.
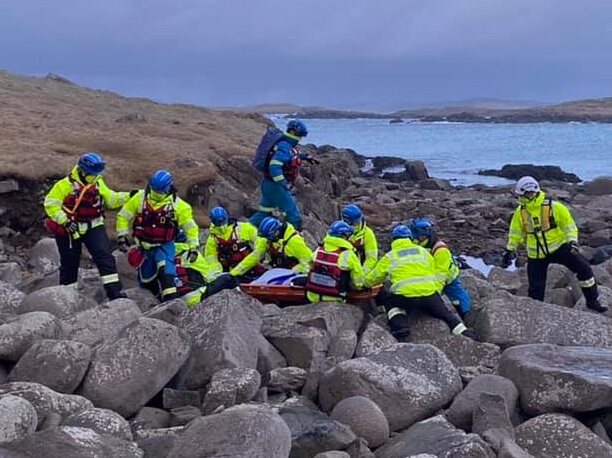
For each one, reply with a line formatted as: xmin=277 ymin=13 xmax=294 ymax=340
xmin=461 ymin=328 xmax=481 ymax=342
xmin=587 ymin=299 xmax=609 ymax=313
xmin=388 ymin=314 xmax=410 ymax=341
xmin=105 ymin=284 xmax=127 ymax=301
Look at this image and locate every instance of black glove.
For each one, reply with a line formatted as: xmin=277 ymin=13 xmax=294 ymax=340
xmin=500 ymin=250 xmax=516 ymax=268
xmin=65 ymin=221 xmax=79 ymax=235
xmin=187 ymin=249 xmax=199 ymax=263
xmin=129 ymin=189 xmax=139 ymax=197
xmin=117 ymin=236 xmax=130 ymax=253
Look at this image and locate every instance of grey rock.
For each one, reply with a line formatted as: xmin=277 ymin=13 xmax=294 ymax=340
xmin=499 ymin=343 xmax=612 ymax=415
xmin=167 ymin=405 xmax=291 ymax=458
xmin=134 ymin=427 xmax=183 ymax=458
xmin=319 ymin=343 xmax=461 ymax=432
xmin=592 ymin=421 xmax=612 ymax=445
xmin=0 ymin=281 xmax=25 ymax=314
xmin=8 ymin=339 xmax=91 ymax=393
xmin=472 ymin=295 xmax=612 ymax=347
xmin=162 ymin=388 xmax=201 ymax=410
xmin=373 ymin=415 xmax=494 ymax=458
xmin=62 ymin=298 xmax=142 ymax=346
xmin=2 ymin=426 xmax=143 ymax=458
xmin=63 ymin=407 xmax=133 ymax=441
xmin=355 ymin=321 xmax=397 ymax=357
xmin=28 ymin=238 xmax=60 ymax=274
xmin=488 ymin=267 xmax=522 ymax=293
xmin=257 ymin=334 xmax=287 ymax=375
xmin=472 ymin=393 xmax=515 ymax=450
xmin=0 ymin=312 xmax=62 ymax=361
xmin=0 ymin=395 xmax=37 ymax=443
xmin=585 ymin=176 xmax=612 ymax=195
xmin=267 ymin=366 xmax=308 ymax=393
xmin=175 ymin=289 xmax=263 ymax=389
xmin=328 ymin=330 xmax=357 ymax=361
xmin=81 ymin=317 xmax=190 ymax=417
xmin=124 ymin=287 xmax=158 ymax=312
xmin=546 ymin=287 xmax=576 ymax=308
xmin=279 ymin=405 xmax=356 ymax=458
xmin=169 ymin=405 xmax=202 ymax=427
xmin=0 ymin=382 xmax=93 ymax=425
xmin=0 ymin=364 xmax=7 ymax=384
xmin=346 ymin=437 xmax=376 ymax=458
xmin=445 ymin=374 xmax=519 ymax=432
xmin=130 ymin=407 xmax=171 ymax=431
xmin=515 ymin=413 xmax=612 ymax=458
xmin=142 ymin=298 xmax=186 ymax=325
xmin=330 ymin=396 xmax=389 ymax=448
xmin=19 ymin=284 xmax=96 ymax=318
xmin=314 ymin=452 xmax=351 ymax=458
xmin=202 ymin=368 xmax=261 ymax=414
xmin=0 ymin=263 xmax=22 ymax=287
xmin=498 ymin=439 xmax=534 ymax=458
xmin=0 ymin=179 xmax=19 ymax=194
xmin=575 ymin=284 xmax=612 ymax=318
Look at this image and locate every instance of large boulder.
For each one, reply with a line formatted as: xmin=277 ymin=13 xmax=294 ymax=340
xmin=81 ymin=317 xmax=190 ymax=417
xmin=0 ymin=263 xmax=22 ymax=287
xmin=62 ymin=298 xmax=142 ymax=346
xmin=354 ymin=321 xmax=397 ymax=357
xmin=2 ymin=426 xmax=143 ymax=457
xmin=319 ymin=343 xmax=462 ymax=432
xmin=515 ymin=414 xmax=612 ymax=458
xmin=499 ymin=344 xmax=612 ymax=415
xmin=256 ymin=335 xmax=287 ymax=375
xmin=29 ymin=238 xmax=60 ymax=274
xmin=0 ymin=312 xmax=62 ymax=361
xmin=445 ymin=374 xmax=519 ymax=432
xmin=134 ymin=427 xmax=183 ymax=458
xmin=279 ymin=405 xmax=356 ymax=458
xmin=262 ymin=302 xmax=363 ymax=370
xmin=0 ymin=382 xmax=92 ymax=426
xmin=330 ymin=396 xmax=389 ymax=448
xmin=167 ymin=405 xmax=291 ymax=458
xmin=373 ymin=415 xmax=494 ymax=458
xmin=266 ymin=366 xmax=308 ymax=393
xmin=202 ymin=368 xmax=261 ymax=414
xmin=0 ymin=281 xmax=25 ymax=314
xmin=8 ymin=339 xmax=91 ymax=393
xmin=175 ymin=289 xmax=263 ymax=389
xmin=478 ymin=164 xmax=580 ymax=183
xmin=472 ymin=296 xmax=612 ymax=347
xmin=0 ymin=395 xmax=37 ymax=443
xmin=63 ymin=407 xmax=133 ymax=441
xmin=585 ymin=176 xmax=612 ymax=196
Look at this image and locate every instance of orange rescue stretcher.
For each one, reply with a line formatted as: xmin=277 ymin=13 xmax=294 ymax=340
xmin=239 ymin=283 xmax=383 ymax=305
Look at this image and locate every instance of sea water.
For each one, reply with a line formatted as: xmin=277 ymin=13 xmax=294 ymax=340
xmin=273 ymin=117 xmax=612 ymax=186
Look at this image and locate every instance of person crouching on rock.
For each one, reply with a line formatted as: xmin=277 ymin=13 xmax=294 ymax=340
xmin=365 ymin=225 xmax=479 ymax=341
xmin=501 ymin=176 xmax=607 ymax=312
xmin=43 ymin=152 xmax=130 ymax=300
xmin=202 ymin=206 xmax=264 ymax=282
xmin=305 ymin=221 xmax=366 ymax=303
xmin=229 ymin=216 xmax=313 ymax=281
xmin=340 ymin=204 xmax=379 ymax=275
xmin=116 ymin=170 xmax=199 ymax=302
xmin=408 ymin=217 xmax=472 ymax=319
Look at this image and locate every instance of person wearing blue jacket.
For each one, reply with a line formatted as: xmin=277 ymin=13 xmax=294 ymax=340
xmin=249 ymin=120 xmax=315 ymax=231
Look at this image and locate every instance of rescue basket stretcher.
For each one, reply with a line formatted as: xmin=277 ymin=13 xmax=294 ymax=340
xmin=239 ymin=283 xmax=383 ymax=305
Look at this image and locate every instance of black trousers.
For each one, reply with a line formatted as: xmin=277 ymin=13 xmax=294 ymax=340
xmin=527 ymin=243 xmax=598 ymax=303
xmin=376 ymin=290 xmax=462 ymax=334
xmin=55 ymin=225 xmax=122 ymax=298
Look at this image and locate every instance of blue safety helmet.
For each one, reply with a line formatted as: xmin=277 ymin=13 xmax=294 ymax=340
xmin=77 ymin=152 xmax=105 ymax=176
xmin=328 ymin=220 xmax=354 ymax=238
xmin=175 ymin=229 xmax=187 ymax=243
xmin=286 ymin=119 xmax=308 ymax=137
xmin=341 ymin=204 xmax=364 ymax=226
xmin=149 ymin=170 xmax=173 ymax=194
xmin=209 ymin=206 xmax=229 ymax=226
xmin=408 ymin=217 xmax=434 ymax=239
xmin=258 ymin=217 xmax=283 ymax=240
xmin=392 ymin=224 xmax=413 ymax=240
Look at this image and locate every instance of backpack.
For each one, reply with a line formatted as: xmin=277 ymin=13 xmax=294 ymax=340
xmin=252 ymin=126 xmax=284 ymax=173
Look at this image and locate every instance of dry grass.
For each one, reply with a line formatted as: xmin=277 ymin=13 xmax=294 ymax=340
xmin=0 ymin=70 xmax=270 ymax=194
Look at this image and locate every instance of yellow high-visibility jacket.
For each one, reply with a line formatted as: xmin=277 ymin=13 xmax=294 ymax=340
xmin=230 ymin=223 xmax=313 ymax=276
xmin=430 ymin=241 xmax=461 ymax=289
xmin=366 ymin=238 xmax=439 ymax=297
xmin=175 ymin=242 xmax=209 ymax=307
xmin=44 ymin=166 xmax=127 ymax=235
xmin=507 ymin=192 xmax=578 ymax=259
xmin=116 ymin=190 xmax=199 ymax=250
xmin=203 ymin=221 xmax=258 ymax=279
xmin=306 ymin=235 xmax=366 ymax=302
xmin=349 ymin=222 xmax=378 ymax=274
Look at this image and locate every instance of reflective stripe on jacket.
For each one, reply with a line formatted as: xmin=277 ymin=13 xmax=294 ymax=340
xmin=349 ymin=223 xmax=378 ymax=274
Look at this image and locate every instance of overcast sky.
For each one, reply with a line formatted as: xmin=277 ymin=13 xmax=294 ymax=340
xmin=2 ymin=0 xmax=612 ymax=110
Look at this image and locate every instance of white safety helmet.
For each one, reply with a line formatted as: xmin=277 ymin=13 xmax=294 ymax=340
xmin=515 ymin=176 xmax=540 ymax=196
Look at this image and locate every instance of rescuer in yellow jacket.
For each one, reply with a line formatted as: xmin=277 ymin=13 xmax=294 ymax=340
xmin=203 ymin=206 xmax=261 ymax=281
xmin=305 ymin=221 xmax=366 ymax=303
xmin=501 ymin=176 xmax=606 ymax=312
xmin=230 ymin=217 xmax=313 ymax=278
xmin=341 ymin=204 xmax=379 ymax=274
xmin=365 ymin=225 xmax=478 ymax=340
xmin=43 ymin=152 xmax=129 ymax=300
xmin=116 ymin=170 xmax=199 ymax=302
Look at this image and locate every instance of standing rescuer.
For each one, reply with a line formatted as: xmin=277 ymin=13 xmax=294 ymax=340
xmin=44 ymin=152 xmax=129 ymax=300
xmin=501 ymin=176 xmax=607 ymax=312
xmin=116 ymin=169 xmax=199 ymax=302
xmin=365 ymin=225 xmax=478 ymax=340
